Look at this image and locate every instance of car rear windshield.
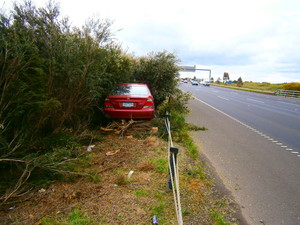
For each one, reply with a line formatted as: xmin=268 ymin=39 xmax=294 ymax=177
xmin=113 ymin=85 xmax=149 ymax=96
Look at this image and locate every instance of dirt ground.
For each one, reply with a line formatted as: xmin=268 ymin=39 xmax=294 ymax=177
xmin=0 ymin=121 xmax=246 ymax=225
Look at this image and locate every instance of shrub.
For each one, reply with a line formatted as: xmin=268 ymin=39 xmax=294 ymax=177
xmin=133 ymin=50 xmax=180 ymax=106
xmin=282 ymin=82 xmax=300 ymax=91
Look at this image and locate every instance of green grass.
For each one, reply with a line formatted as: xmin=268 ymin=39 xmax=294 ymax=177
xmin=41 ymin=208 xmax=93 ymax=225
xmin=187 ymin=123 xmax=207 ymax=131
xmin=211 ymin=211 xmax=231 ymax=225
xmin=153 ymin=158 xmax=168 ymax=173
xmin=213 ymin=82 xmax=284 ymax=93
xmin=183 ymin=136 xmax=198 ymax=160
xmin=185 ymin=166 xmax=208 ymax=181
xmin=67 ymin=208 xmax=92 ymax=225
xmin=134 ymin=189 xmax=149 ymax=197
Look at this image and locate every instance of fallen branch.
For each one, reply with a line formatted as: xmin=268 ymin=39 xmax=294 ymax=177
xmin=0 ymin=159 xmax=32 ymax=203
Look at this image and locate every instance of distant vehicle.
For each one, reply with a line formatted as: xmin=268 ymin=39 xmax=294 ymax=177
xmin=183 ymin=80 xmax=188 ymax=83
xmin=104 ymin=83 xmax=154 ymax=119
xmin=203 ymin=81 xmax=210 ymax=86
xmin=191 ymin=80 xmax=199 ymax=85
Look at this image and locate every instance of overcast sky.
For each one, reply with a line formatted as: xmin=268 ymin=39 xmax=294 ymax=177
xmin=3 ymin=0 xmax=300 ymax=83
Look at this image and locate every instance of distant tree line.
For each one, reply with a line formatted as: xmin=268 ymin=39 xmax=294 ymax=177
xmin=0 ymin=1 xmax=180 ymax=201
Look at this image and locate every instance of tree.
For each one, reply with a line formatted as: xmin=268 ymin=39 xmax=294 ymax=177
xmin=237 ymin=77 xmax=243 ymax=87
xmin=223 ymin=72 xmax=229 ymax=83
xmin=133 ymin=50 xmax=180 ymax=106
xmin=0 ymin=0 xmax=134 ymax=201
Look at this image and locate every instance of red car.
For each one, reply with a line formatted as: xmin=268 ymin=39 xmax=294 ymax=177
xmin=104 ymin=83 xmax=155 ymax=119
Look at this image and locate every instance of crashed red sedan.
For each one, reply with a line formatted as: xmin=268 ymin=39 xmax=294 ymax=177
xmin=103 ymin=83 xmax=155 ymax=119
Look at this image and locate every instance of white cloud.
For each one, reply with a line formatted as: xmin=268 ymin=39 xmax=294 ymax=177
xmin=3 ymin=0 xmax=300 ymax=83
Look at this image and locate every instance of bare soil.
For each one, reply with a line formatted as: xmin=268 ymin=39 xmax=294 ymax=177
xmin=0 ymin=121 xmax=246 ymax=224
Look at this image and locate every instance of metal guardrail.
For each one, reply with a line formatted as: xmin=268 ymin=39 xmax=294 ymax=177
xmin=164 ymin=112 xmax=183 ymax=225
xmin=274 ymin=89 xmax=300 ymax=98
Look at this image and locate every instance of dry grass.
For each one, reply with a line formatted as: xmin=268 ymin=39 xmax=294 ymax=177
xmin=0 ymin=121 xmax=244 ymax=225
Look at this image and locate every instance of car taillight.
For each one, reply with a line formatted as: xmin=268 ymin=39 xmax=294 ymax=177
xmin=104 ymin=98 xmax=113 ymax=108
xmin=143 ymin=98 xmax=154 ymax=108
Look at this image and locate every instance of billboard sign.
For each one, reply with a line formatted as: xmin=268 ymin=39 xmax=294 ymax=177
xmin=179 ymin=65 xmax=196 ymax=72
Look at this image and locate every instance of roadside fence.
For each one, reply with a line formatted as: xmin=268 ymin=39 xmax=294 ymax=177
xmin=274 ymin=89 xmax=300 ymax=98
xmin=164 ymin=112 xmax=183 ymax=225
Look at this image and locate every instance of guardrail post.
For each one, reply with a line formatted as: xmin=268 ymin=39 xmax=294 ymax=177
xmin=168 ymin=146 xmax=179 ymax=190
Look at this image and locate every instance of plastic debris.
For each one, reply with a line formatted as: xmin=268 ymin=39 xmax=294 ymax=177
xmin=8 ymin=206 xmax=15 ymax=210
xmin=86 ymin=145 xmax=95 ymax=152
xmin=127 ymin=170 xmax=134 ymax=179
xmin=38 ymin=188 xmax=46 ymax=193
xmin=152 ymin=215 xmax=158 ymax=224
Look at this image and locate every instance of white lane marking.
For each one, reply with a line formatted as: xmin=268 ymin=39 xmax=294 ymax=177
xmin=217 ymin=96 xmax=229 ymax=101
xmin=192 ymin=95 xmax=299 ymax=159
xmin=247 ymin=98 xmax=264 ymax=104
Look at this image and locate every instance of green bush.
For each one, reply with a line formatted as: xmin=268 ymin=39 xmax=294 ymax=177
xmin=0 ymin=1 xmax=181 ymax=201
xmin=133 ymin=51 xmax=180 ymax=106
xmin=282 ymin=82 xmax=300 ymax=91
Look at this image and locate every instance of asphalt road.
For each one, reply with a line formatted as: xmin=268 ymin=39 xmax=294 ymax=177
xmin=180 ymin=83 xmax=300 ymax=225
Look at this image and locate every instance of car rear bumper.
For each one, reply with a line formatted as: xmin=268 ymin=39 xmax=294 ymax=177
xmin=104 ymin=108 xmax=154 ymax=119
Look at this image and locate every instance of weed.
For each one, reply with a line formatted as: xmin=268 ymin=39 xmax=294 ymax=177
xmin=134 ymin=189 xmax=148 ymax=197
xmin=211 ymin=210 xmax=231 ymax=225
xmin=152 ymin=158 xmax=168 ymax=173
xmin=40 ymin=217 xmax=59 ymax=225
xmin=182 ymin=207 xmax=192 ymax=216
xmin=184 ymin=136 xmax=198 ymax=160
xmin=41 ymin=208 xmax=93 ymax=225
xmin=67 ymin=208 xmax=92 ymax=225
xmin=152 ymin=202 xmax=164 ymax=215
xmin=87 ymin=170 xmax=101 ymax=183
xmin=114 ymin=174 xmax=129 ymax=186
xmin=185 ymin=167 xmax=207 ymax=180
xmin=187 ymin=123 xmax=207 ymax=131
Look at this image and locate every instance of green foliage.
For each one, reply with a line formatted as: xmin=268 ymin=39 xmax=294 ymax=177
xmin=0 ymin=0 xmax=180 ymax=201
xmin=133 ymin=50 xmax=180 ymax=106
xmin=237 ymin=77 xmax=243 ymax=87
xmin=282 ymin=82 xmax=300 ymax=91
xmin=157 ymin=91 xmax=191 ymax=117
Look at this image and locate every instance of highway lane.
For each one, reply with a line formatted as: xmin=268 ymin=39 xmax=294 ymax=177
xmin=181 ymin=84 xmax=300 ymax=153
xmin=180 ymin=83 xmax=300 ymax=224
